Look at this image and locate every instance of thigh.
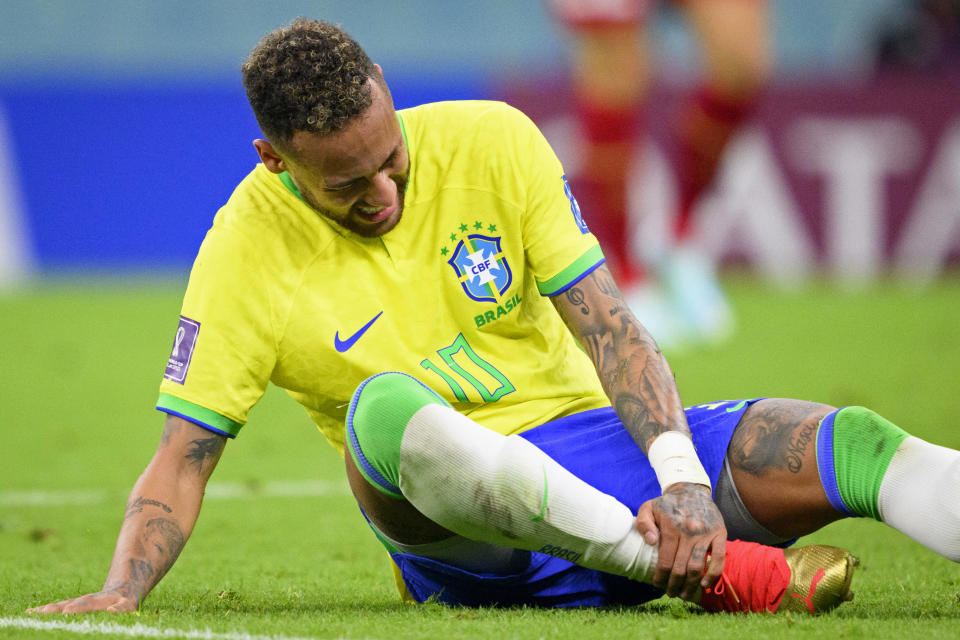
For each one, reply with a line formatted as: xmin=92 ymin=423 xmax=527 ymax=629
xmin=726 ymin=398 xmax=843 ymax=538
xmin=681 ymin=0 xmax=771 ymax=94
xmin=521 ymin=404 xmax=743 ymax=513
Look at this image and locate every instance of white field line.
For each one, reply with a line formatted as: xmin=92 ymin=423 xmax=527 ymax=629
xmin=0 ymin=616 xmax=345 ymax=640
xmin=0 ymin=480 xmax=348 ymax=508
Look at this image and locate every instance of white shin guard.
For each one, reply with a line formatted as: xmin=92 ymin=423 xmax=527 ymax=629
xmin=397 ymin=403 xmax=657 ymax=582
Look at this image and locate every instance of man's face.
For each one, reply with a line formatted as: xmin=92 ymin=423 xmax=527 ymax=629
xmin=269 ymin=79 xmax=409 ymax=238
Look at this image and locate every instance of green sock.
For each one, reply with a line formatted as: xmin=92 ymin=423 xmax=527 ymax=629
xmin=346 ymin=372 xmax=449 ymax=498
xmin=829 ymin=406 xmax=909 ymax=520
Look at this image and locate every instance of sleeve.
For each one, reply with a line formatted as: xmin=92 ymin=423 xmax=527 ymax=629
xmin=506 ymin=107 xmax=606 ymax=296
xmin=156 ymin=225 xmax=278 ymax=437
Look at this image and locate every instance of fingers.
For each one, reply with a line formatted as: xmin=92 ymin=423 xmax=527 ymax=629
xmin=26 ymin=593 xmax=134 ymax=615
xmin=701 ymin=535 xmax=726 ymax=589
xmin=676 ymin=541 xmax=709 ymax=600
xmin=652 ymin=528 xmax=678 ymax=592
xmin=26 ymin=600 xmax=69 ymax=614
xmin=61 ymin=599 xmax=99 ymax=615
xmin=633 ymin=502 xmax=660 ymax=546
xmin=654 ymin=534 xmax=710 ymax=599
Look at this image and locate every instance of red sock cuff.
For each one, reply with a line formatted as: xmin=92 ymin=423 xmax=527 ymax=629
xmin=575 ymin=97 xmax=642 ymax=145
xmin=692 ymin=86 xmax=757 ymax=127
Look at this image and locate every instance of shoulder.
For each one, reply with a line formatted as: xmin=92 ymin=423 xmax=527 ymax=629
xmin=400 ymin=100 xmax=539 ymax=146
xmin=208 ymin=165 xmax=337 ymax=268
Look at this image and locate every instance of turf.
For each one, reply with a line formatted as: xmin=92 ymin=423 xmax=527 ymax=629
xmin=2 ymin=275 xmax=959 ymax=639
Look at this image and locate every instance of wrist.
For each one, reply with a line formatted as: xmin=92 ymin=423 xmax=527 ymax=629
xmin=647 ymin=431 xmax=711 ymax=491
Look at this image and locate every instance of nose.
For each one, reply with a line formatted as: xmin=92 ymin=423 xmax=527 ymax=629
xmin=363 ymin=171 xmax=397 ymax=209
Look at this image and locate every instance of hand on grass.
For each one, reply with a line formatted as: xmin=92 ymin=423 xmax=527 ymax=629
xmin=27 ymin=591 xmax=138 ymax=614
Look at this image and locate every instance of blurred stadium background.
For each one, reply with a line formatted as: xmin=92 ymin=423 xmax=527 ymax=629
xmin=1 ymin=0 xmax=958 ymax=285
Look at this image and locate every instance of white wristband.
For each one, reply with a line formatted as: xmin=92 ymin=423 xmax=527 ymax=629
xmin=647 ymin=432 xmax=711 ymax=491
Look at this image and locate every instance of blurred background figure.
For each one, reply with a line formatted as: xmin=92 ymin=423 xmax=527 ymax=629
xmin=874 ymin=0 xmax=960 ymax=73
xmin=549 ymin=0 xmax=771 ymax=348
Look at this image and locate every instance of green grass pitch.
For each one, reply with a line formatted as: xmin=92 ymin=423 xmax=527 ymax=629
xmin=2 ymin=275 xmax=959 ymax=639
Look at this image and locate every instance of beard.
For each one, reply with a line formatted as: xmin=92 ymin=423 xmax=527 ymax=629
xmin=307 ymin=174 xmax=407 ymax=238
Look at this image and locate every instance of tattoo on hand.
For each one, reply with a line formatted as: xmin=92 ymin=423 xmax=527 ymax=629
xmin=185 ymin=436 xmax=225 ymax=473
xmin=125 ymin=497 xmax=173 ymax=520
xmin=658 ymin=485 xmax=722 ymax=537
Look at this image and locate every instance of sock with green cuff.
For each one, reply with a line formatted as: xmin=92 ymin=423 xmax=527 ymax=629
xmin=818 ymin=406 xmax=960 ymax=561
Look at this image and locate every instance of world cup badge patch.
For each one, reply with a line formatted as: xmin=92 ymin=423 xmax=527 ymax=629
xmin=448 ymin=234 xmax=513 ymax=303
xmin=164 ymin=316 xmax=200 ymax=384
xmin=562 ymin=174 xmax=590 ymax=235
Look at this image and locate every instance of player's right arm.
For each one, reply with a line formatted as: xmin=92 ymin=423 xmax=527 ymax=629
xmin=27 ymin=415 xmax=226 ymax=614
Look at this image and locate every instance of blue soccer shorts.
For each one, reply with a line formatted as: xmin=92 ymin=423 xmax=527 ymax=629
xmin=382 ymin=399 xmax=759 ymax=608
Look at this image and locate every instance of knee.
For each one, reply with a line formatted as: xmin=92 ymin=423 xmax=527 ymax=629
xmin=346 ymin=372 xmax=448 ymax=498
xmin=833 ymin=406 xmax=909 ymax=443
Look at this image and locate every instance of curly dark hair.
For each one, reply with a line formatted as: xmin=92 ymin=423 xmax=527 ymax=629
xmin=241 ymin=18 xmax=380 ymax=150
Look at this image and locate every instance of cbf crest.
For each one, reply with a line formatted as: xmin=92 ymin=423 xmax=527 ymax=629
xmin=447 ymin=234 xmax=513 ymax=303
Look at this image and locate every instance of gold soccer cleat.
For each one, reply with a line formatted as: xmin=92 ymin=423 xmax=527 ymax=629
xmin=776 ymin=545 xmax=858 ymax=614
xmin=698 ymin=540 xmax=858 ymax=614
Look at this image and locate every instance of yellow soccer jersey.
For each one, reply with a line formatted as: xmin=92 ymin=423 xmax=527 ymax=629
xmin=157 ymin=100 xmax=610 ymax=454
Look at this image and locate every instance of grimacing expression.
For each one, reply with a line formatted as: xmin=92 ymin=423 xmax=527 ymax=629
xmin=278 ymin=80 xmax=409 ymax=238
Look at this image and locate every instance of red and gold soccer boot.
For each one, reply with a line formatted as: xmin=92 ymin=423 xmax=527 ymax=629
xmin=698 ymin=540 xmax=858 ymax=614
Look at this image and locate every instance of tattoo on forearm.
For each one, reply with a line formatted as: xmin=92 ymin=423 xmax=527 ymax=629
xmin=125 ymin=497 xmax=173 ymax=520
xmin=104 ymin=517 xmax=186 ymax=602
xmin=564 ymin=287 xmax=589 ymax=315
xmin=127 ymin=558 xmax=155 ymax=595
xmin=160 ymin=420 xmax=181 ymax=448
xmin=610 ymin=358 xmax=630 ymax=384
xmin=185 ymin=436 xmax=225 ymax=473
xmin=615 ymin=393 xmax=670 ymax=453
xmin=144 ymin=517 xmax=186 ymax=560
xmin=595 ymin=270 xmax=618 ymax=297
xmin=610 ymin=346 xmax=684 ymax=451
xmin=556 ymin=267 xmax=684 ymax=453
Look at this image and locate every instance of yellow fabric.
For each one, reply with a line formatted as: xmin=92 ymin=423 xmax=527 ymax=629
xmin=391 ymin=557 xmax=417 ymax=603
xmin=158 ymin=100 xmax=608 ymax=453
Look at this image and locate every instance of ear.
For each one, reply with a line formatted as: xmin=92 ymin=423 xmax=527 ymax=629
xmin=373 ymin=63 xmax=384 ymax=80
xmin=253 ymin=139 xmax=286 ymax=174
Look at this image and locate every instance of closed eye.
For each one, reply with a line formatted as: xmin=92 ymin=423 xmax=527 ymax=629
xmin=323 ymin=143 xmax=403 ymax=193
xmin=325 ymin=181 xmax=361 ymax=193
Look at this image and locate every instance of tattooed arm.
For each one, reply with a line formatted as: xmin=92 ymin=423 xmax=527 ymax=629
xmin=551 ymin=264 xmax=726 ymax=600
xmin=28 ymin=415 xmax=226 ymax=614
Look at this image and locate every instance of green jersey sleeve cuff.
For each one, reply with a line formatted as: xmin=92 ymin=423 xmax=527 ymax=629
xmin=156 ymin=393 xmax=243 ymax=438
xmin=536 ymin=245 xmax=606 ymax=297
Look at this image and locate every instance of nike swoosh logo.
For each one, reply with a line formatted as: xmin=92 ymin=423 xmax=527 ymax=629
xmin=334 ymin=311 xmax=383 ymax=353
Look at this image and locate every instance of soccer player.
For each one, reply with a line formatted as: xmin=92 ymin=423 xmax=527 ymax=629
xmin=549 ymin=0 xmax=771 ymax=346
xmin=29 ymin=18 xmax=959 ymax=616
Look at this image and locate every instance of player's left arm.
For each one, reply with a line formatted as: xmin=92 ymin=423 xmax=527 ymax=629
xmin=551 ymin=264 xmax=726 ymax=600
